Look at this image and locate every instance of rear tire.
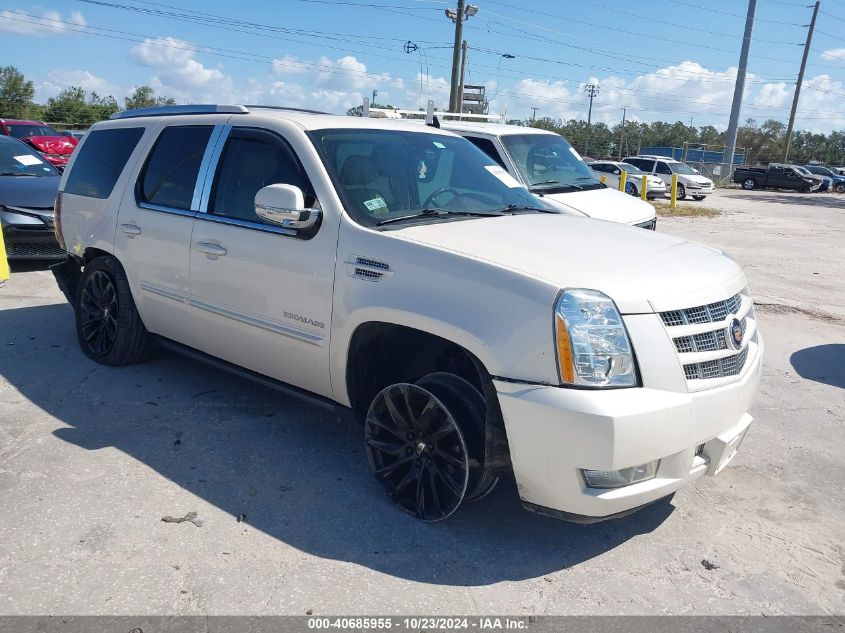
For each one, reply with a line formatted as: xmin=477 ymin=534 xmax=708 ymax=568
xmin=835 ymin=183 xmax=845 ymax=194
xmin=742 ymin=178 xmax=756 ymax=190
xmin=74 ymin=255 xmax=149 ymax=366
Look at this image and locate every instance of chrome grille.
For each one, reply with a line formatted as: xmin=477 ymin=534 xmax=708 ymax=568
xmin=661 ymin=293 xmax=742 ymax=327
xmin=673 ymin=318 xmax=746 ymax=354
xmin=684 ymin=346 xmax=749 ymax=381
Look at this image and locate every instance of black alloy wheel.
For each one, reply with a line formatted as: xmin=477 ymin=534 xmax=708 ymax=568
xmin=79 ymin=270 xmax=119 ymax=356
xmin=365 ymin=382 xmax=470 ymax=521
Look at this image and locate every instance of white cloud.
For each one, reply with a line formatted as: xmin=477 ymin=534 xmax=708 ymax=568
xmin=130 ymin=37 xmax=232 ymax=101
xmin=35 ymin=69 xmax=120 ymax=102
xmin=820 ymin=48 xmax=845 ymax=62
xmin=0 ymin=9 xmax=85 ymax=35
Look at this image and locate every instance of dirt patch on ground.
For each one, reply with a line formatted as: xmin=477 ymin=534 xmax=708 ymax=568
xmin=652 ymin=201 xmax=721 ymax=218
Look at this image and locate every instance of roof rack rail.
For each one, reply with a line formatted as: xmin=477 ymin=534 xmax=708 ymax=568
xmin=110 ymin=105 xmax=249 ymax=120
xmin=243 ymin=105 xmax=331 ymax=115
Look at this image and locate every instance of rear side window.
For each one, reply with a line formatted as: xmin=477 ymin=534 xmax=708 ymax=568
xmin=139 ymin=126 xmax=213 ymax=210
xmin=64 ymin=127 xmax=144 ymax=199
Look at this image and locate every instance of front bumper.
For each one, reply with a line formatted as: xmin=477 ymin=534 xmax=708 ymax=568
xmin=494 ymin=339 xmax=762 ymax=521
xmin=1 ymin=225 xmax=65 ymax=259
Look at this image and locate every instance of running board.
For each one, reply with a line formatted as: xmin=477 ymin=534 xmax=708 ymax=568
xmin=152 ymin=335 xmax=356 ymax=421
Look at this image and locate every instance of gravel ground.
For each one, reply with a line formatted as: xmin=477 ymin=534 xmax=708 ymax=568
xmin=0 ymin=188 xmax=843 ymax=615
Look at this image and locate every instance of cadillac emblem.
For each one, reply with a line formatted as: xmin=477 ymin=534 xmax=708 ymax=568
xmin=728 ymin=317 xmax=744 ymax=350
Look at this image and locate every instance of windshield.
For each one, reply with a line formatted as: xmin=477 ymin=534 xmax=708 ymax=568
xmin=669 ymin=162 xmax=697 ymax=175
xmin=310 ymin=128 xmax=544 ymax=227
xmin=7 ymin=124 xmax=61 ymax=139
xmin=0 ymin=141 xmax=58 ymax=176
xmin=618 ymin=162 xmax=644 ymax=175
xmin=499 ymin=133 xmax=601 ymax=192
xmin=795 ymin=166 xmax=811 ymax=175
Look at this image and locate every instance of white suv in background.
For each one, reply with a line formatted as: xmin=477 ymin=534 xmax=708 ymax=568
xmin=443 ymin=122 xmax=657 ymax=229
xmin=51 ymin=104 xmax=761 ymax=523
xmin=589 ymin=160 xmax=667 ymax=199
xmin=624 ymin=155 xmax=715 ymax=201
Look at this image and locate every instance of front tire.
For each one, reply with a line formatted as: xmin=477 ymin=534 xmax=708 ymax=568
xmin=74 ymin=255 xmax=149 ymax=366
xmin=625 ymin=182 xmax=638 ymax=197
xmin=677 ymin=183 xmax=687 ymax=200
xmin=835 ymin=183 xmax=845 ymax=194
xmin=692 ymin=195 xmax=706 ymax=201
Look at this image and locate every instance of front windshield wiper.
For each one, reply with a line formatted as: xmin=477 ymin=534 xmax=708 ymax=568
xmin=376 ymin=208 xmax=504 ymax=227
xmin=531 ymin=183 xmax=583 ymax=193
xmin=494 ymin=204 xmax=557 ymax=214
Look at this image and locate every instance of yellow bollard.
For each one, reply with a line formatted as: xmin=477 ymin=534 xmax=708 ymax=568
xmin=0 ymin=226 xmax=9 ymax=284
xmin=619 ymin=170 xmax=628 ymax=194
xmin=641 ymin=175 xmax=648 ymax=201
xmin=600 ymin=175 xmax=607 ymax=185
xmin=670 ymin=174 xmax=678 ymax=209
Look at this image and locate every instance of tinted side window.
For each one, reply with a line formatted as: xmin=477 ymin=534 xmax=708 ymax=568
xmin=464 ymin=136 xmax=506 ymax=168
xmin=625 ymin=158 xmax=645 ymax=170
xmin=592 ymin=164 xmax=610 ymax=173
xmin=656 ymin=162 xmax=672 ymax=175
xmin=64 ymin=127 xmax=144 ymax=199
xmin=139 ymin=126 xmax=213 ymax=210
xmin=209 ymin=128 xmax=315 ymax=224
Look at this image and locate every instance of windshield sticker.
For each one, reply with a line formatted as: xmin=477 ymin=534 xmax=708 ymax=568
xmin=432 ymin=141 xmax=445 ymax=149
xmin=484 ymin=165 xmax=522 ymax=188
xmin=569 ymin=147 xmax=582 ymax=161
xmin=363 ymin=197 xmax=388 ymax=215
xmin=417 ymin=160 xmax=428 ymax=179
xmin=14 ymin=154 xmax=43 ymax=166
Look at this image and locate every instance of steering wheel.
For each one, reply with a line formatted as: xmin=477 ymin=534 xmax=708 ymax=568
xmin=423 ymin=187 xmax=462 ymax=209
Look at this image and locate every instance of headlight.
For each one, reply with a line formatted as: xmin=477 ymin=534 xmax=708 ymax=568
xmin=554 ymin=289 xmax=638 ymax=387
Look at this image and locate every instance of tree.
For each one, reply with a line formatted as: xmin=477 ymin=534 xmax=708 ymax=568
xmin=125 ymin=85 xmax=175 ymax=110
xmin=0 ymin=65 xmax=35 ymax=119
xmin=43 ymin=86 xmax=120 ymax=126
xmin=346 ymin=102 xmax=394 ymax=117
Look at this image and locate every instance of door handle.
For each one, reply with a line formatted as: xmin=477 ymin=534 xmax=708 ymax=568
xmin=195 ymin=242 xmax=227 ymax=257
xmin=120 ymin=223 xmax=142 ymax=236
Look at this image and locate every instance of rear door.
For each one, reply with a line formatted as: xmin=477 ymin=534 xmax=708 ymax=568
xmin=185 ymin=124 xmax=337 ymax=398
xmin=114 ymin=117 xmax=231 ymax=344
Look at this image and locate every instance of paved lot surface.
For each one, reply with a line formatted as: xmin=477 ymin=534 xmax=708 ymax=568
xmin=0 ymin=188 xmax=843 ymax=615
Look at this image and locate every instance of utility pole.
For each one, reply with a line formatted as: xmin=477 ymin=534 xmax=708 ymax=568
xmin=531 ymin=106 xmax=540 ymax=122
xmin=445 ymin=2 xmax=478 ymax=112
xmin=723 ymin=0 xmax=756 ymax=181
xmin=584 ymin=83 xmax=599 ymax=155
xmin=618 ymin=107 xmax=626 ymax=160
xmin=371 ymin=89 xmax=378 ymax=106
xmin=458 ymin=40 xmax=468 ymax=114
xmin=784 ymin=1 xmax=819 ymax=162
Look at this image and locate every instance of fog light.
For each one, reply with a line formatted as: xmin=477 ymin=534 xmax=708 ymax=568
xmin=582 ymin=460 xmax=659 ymax=489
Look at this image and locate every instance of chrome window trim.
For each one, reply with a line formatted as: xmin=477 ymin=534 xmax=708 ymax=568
xmin=194 ymin=212 xmax=297 ymax=236
xmin=192 ymin=124 xmax=228 ymax=212
xmin=197 ymin=124 xmax=232 ymax=213
xmin=138 ymin=202 xmax=197 ymax=218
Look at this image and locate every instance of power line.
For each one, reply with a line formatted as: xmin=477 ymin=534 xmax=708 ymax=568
xmin=666 ymin=0 xmax=805 ymax=25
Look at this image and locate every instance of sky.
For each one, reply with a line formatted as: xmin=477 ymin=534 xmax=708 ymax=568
xmin=1 ymin=0 xmax=844 ymax=132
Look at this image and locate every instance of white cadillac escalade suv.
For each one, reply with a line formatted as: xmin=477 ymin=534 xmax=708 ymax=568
xmin=52 ymin=105 xmax=762 ymax=523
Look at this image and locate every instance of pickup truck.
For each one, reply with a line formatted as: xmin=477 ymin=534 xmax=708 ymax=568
xmin=734 ymin=163 xmax=822 ymax=192
xmin=51 ymin=104 xmax=762 ymax=523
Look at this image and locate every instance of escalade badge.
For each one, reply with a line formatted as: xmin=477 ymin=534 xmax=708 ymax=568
xmin=728 ymin=317 xmax=743 ymax=350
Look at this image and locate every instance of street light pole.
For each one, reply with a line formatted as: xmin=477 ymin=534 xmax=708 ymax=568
xmin=445 ymin=2 xmax=478 ymax=112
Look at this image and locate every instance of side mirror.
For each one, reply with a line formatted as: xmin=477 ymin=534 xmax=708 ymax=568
xmin=255 ymin=184 xmax=321 ymax=230
xmin=613 ymin=169 xmax=621 ymax=175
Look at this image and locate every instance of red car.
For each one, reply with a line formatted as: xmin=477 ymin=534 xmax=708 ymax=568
xmin=0 ymin=118 xmax=78 ymax=170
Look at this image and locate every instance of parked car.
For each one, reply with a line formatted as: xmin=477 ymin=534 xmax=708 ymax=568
xmin=623 ymin=155 xmax=714 ymax=200
xmin=52 ymin=104 xmax=761 ymax=524
xmin=442 ymin=122 xmax=657 ymax=229
xmin=734 ymin=163 xmax=822 ymax=192
xmin=589 ymin=160 xmax=667 ymax=199
xmin=0 ymin=119 xmax=78 ymax=170
xmin=60 ymin=130 xmax=87 ymax=142
xmin=0 ymin=135 xmax=63 ymax=260
xmin=802 ymin=165 xmax=844 ymax=193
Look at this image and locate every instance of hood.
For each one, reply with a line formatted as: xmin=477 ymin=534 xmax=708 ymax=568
xmin=0 ymin=174 xmax=60 ymax=209
xmin=685 ymin=174 xmax=713 ymax=185
xmin=22 ymin=136 xmax=77 ymax=155
xmin=542 ymin=187 xmax=656 ymax=225
xmin=392 ymin=213 xmax=745 ymax=314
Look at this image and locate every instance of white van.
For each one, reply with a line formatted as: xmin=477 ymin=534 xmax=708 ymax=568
xmin=443 ymin=122 xmax=657 ymax=229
